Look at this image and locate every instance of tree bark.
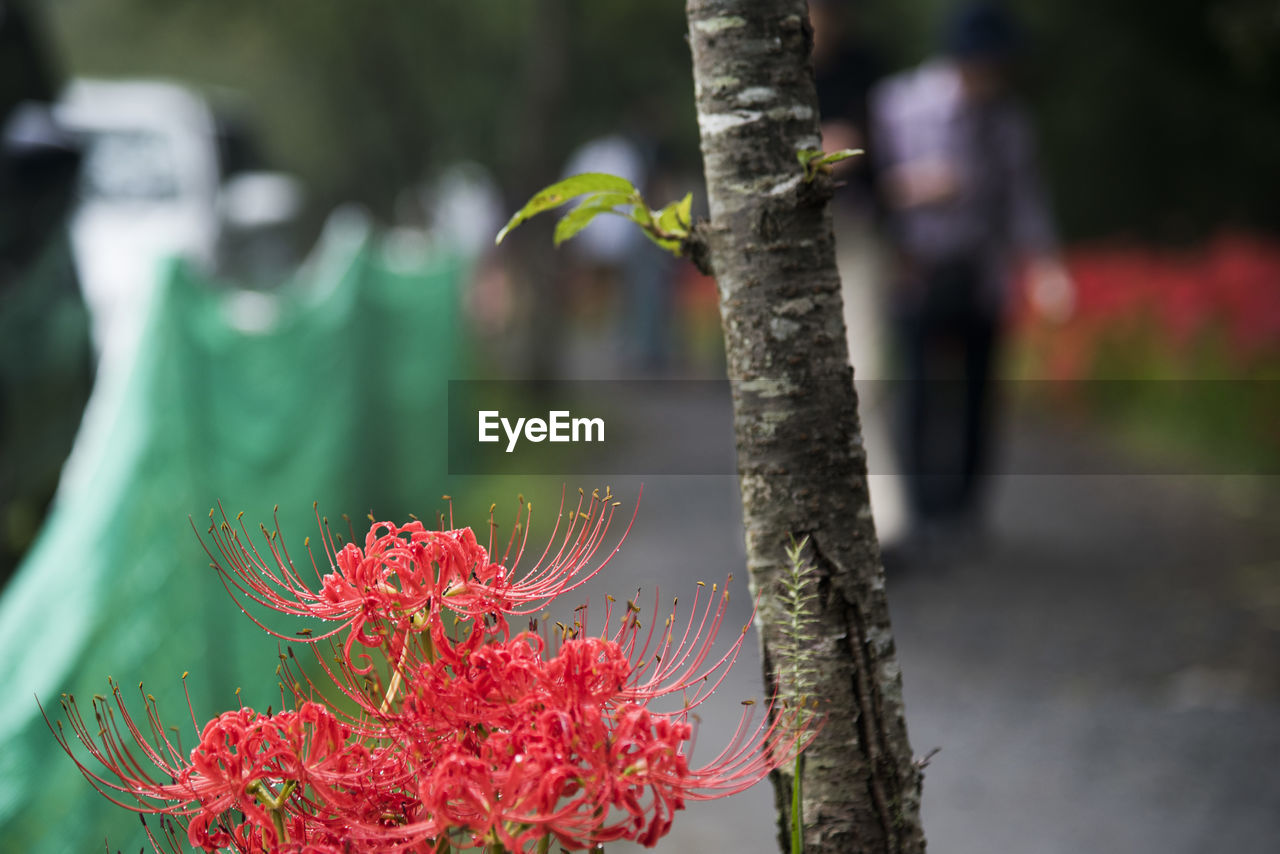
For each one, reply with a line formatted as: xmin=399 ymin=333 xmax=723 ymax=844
xmin=684 ymin=2 xmax=926 ymax=852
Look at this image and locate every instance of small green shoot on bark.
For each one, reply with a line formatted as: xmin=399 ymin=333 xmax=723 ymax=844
xmin=797 ymin=148 xmax=863 ymax=183
xmin=496 ymin=173 xmax=693 ymax=256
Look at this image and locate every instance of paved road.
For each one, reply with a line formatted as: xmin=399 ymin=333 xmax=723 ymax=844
xmin=549 ymin=403 xmax=1280 ymax=853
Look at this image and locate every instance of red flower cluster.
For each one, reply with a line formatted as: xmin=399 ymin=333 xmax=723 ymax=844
xmin=1015 ymin=231 xmax=1280 ymax=380
xmin=48 ymin=491 xmax=812 ymax=853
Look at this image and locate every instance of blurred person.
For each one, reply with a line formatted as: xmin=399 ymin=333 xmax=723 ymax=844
xmin=561 ymin=129 xmax=679 ymax=375
xmin=418 ymin=162 xmax=516 ymax=356
xmin=870 ymin=2 xmax=1073 ymax=542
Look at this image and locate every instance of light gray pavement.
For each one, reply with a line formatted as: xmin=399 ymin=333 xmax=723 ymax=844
xmin=528 ymin=398 xmax=1280 ymax=853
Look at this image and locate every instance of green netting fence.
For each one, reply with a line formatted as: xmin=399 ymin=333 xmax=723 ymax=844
xmin=0 ymin=213 xmax=470 ymax=853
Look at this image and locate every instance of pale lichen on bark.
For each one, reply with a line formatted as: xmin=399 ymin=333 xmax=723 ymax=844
xmin=684 ymin=1 xmax=926 ymax=852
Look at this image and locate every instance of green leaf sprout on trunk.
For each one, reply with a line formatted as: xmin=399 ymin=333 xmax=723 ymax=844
xmin=797 ymin=148 xmax=863 ymax=183
xmin=495 ymin=172 xmax=693 ymax=256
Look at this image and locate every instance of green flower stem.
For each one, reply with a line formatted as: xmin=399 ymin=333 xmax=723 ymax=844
xmin=271 ymin=807 xmax=288 ymax=846
xmin=246 ymin=779 xmax=297 ymax=844
xmin=791 ymin=754 xmax=803 ymax=854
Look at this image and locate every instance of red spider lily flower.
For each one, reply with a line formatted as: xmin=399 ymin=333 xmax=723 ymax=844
xmin=198 ymin=489 xmax=635 ymax=673
xmin=44 ymin=684 xmax=380 ymax=852
xmin=48 ymin=492 xmax=817 ymax=854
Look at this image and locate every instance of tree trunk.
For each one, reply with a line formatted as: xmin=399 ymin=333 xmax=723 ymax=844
xmin=684 ymin=2 xmax=926 ymax=852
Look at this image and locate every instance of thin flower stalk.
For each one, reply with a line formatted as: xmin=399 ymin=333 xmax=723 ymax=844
xmin=779 ymin=535 xmax=821 ymax=854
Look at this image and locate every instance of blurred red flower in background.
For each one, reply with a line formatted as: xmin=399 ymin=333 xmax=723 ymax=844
xmin=1016 ymin=230 xmax=1280 ymax=380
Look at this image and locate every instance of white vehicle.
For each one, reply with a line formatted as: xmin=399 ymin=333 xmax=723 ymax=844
xmin=54 ymin=79 xmax=302 ymax=360
xmin=55 ymin=79 xmax=222 ymax=359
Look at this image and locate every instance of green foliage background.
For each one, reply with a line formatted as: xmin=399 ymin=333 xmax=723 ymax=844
xmin=44 ymin=0 xmax=697 ymax=221
xmin=43 ymin=0 xmax=1280 ymax=240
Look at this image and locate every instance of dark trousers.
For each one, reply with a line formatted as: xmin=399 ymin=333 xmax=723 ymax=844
xmin=894 ymin=260 xmax=999 ymax=524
